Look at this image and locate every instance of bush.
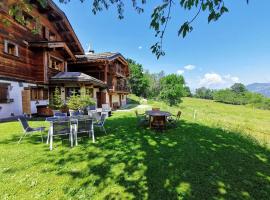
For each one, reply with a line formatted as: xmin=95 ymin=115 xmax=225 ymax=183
xmin=67 ymin=94 xmax=95 ymax=111
xmin=49 ymin=87 xmax=64 ymax=110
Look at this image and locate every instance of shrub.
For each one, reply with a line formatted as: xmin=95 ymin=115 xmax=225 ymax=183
xmin=49 ymin=87 xmax=64 ymax=110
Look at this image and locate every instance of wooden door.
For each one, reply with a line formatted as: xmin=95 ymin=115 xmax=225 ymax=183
xmin=109 ymin=94 xmax=112 ymax=108
xmin=96 ymin=92 xmax=101 ymax=108
xmin=96 ymin=92 xmax=106 ymax=108
xmin=22 ymin=89 xmax=31 ymax=115
xmin=101 ymin=92 xmax=106 ymax=105
xmin=119 ymin=94 xmax=122 ymax=107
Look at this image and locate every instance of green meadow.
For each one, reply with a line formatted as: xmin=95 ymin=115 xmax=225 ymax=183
xmin=1 ymin=97 xmax=270 ymax=200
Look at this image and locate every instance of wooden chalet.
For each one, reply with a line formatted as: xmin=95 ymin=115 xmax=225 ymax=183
xmin=0 ymin=0 xmax=110 ymax=118
xmin=68 ymin=52 xmax=130 ymax=109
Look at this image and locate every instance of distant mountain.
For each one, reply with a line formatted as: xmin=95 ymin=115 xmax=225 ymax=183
xmin=246 ymin=83 xmax=270 ymax=97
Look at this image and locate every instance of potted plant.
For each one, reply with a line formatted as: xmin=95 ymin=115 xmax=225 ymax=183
xmin=79 ymin=95 xmax=96 ymax=114
xmin=49 ymin=87 xmax=64 ymax=116
xmin=66 ymin=93 xmax=81 ymax=116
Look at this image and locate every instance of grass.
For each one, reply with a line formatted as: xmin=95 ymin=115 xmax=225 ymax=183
xmin=1 ymin=97 xmax=270 ymax=199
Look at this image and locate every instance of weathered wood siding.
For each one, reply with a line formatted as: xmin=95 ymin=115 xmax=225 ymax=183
xmin=0 ymin=5 xmax=72 ymax=84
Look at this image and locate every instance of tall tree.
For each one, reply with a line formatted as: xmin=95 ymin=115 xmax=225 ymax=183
xmin=144 ymin=70 xmax=165 ymax=98
xmin=127 ymin=59 xmax=149 ymax=97
xmin=231 ymin=83 xmax=247 ymax=94
xmin=159 ymin=74 xmax=186 ymax=106
xmin=2 ymin=0 xmax=249 ymax=58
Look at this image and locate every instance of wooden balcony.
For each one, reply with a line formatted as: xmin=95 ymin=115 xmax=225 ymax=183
xmin=112 ymin=64 xmax=126 ymax=78
xmin=108 ymin=84 xmax=130 ymax=93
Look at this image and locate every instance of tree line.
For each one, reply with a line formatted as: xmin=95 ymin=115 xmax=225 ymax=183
xmin=194 ymin=83 xmax=270 ymax=110
xmin=128 ymin=59 xmax=270 ymax=110
xmin=127 ymin=59 xmax=191 ymax=106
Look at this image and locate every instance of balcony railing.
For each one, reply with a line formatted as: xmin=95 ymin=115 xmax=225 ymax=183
xmin=108 ymin=84 xmax=130 ymax=92
xmin=112 ymin=64 xmax=126 ymax=77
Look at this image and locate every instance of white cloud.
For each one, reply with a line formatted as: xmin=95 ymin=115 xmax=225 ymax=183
xmin=184 ymin=65 xmax=196 ymax=71
xmin=199 ymin=73 xmax=224 ymax=87
xmin=224 ymin=74 xmax=240 ymax=83
xmin=199 ymin=73 xmax=240 ymax=89
xmin=177 ymin=70 xmax=185 ymax=75
xmin=138 ymin=46 xmax=142 ymax=50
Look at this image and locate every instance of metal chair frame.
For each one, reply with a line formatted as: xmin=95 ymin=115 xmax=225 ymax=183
xmin=18 ymin=117 xmax=45 ymax=144
xmin=94 ymin=114 xmax=107 ymax=134
xmin=47 ymin=119 xmax=73 ymax=150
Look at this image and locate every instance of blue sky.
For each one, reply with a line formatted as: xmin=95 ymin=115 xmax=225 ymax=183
xmin=55 ymin=0 xmax=270 ymax=89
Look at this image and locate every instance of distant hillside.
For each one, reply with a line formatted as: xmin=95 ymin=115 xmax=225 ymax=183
xmin=246 ymin=83 xmax=270 ymax=97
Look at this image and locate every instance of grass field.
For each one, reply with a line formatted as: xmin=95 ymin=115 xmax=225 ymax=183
xmin=1 ymin=97 xmax=270 ymax=199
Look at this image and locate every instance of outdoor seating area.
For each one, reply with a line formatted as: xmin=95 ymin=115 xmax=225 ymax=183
xmin=17 ymin=104 xmax=110 ymax=150
xmin=135 ymin=108 xmax=182 ymax=131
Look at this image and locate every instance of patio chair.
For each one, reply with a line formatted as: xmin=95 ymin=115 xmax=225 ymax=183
xmin=135 ymin=110 xmax=148 ymax=127
xmin=73 ymin=117 xmax=95 ymax=144
xmin=47 ymin=119 xmax=73 ymax=150
xmin=166 ymin=111 xmax=182 ymax=128
xmin=89 ymin=111 xmax=101 ymax=121
xmin=94 ymin=113 xmax=107 ymax=134
xmin=18 ymin=117 xmax=46 ymax=144
xmin=102 ymin=104 xmax=112 ymax=117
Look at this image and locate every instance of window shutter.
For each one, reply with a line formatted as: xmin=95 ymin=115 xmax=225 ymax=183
xmin=0 ymin=84 xmax=9 ymax=103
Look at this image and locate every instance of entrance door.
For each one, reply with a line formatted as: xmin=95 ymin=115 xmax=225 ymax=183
xmin=119 ymin=94 xmax=122 ymax=107
xmin=22 ymin=89 xmax=31 ymax=115
xmin=109 ymin=95 xmax=112 ymax=108
xmin=96 ymin=92 xmax=106 ymax=108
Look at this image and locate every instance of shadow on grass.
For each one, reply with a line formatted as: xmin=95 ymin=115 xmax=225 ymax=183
xmin=35 ymin=116 xmax=270 ymax=199
xmin=1 ymin=115 xmax=270 ymax=199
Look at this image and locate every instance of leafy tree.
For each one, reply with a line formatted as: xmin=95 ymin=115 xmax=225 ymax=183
xmin=127 ymin=59 xmax=149 ymax=97
xmin=184 ymin=86 xmax=192 ymax=97
xmin=144 ymin=70 xmax=165 ymax=98
xmin=2 ymin=0 xmax=249 ymax=58
xmin=159 ymin=74 xmax=186 ymax=106
xmin=231 ymin=83 xmax=247 ymax=94
xmin=195 ymin=87 xmax=214 ymax=99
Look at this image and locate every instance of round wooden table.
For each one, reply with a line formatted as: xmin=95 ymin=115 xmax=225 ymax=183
xmin=145 ymin=110 xmax=171 ymax=130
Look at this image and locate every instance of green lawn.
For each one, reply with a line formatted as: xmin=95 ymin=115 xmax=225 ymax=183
xmin=1 ymin=97 xmax=270 ymax=199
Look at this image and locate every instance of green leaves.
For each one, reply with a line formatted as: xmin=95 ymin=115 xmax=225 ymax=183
xmin=178 ymin=22 xmax=193 ymax=38
xmin=159 ymin=74 xmax=186 ymax=106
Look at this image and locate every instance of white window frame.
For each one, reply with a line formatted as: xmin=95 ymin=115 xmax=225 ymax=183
xmin=4 ymin=40 xmax=19 ymax=57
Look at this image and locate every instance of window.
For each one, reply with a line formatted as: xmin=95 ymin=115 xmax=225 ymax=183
xmin=4 ymin=40 xmax=19 ymax=57
xmin=85 ymin=88 xmax=94 ymax=97
xmin=49 ymin=32 xmax=56 ymax=41
xmin=49 ymin=56 xmax=64 ymax=71
xmin=66 ymin=88 xmax=80 ymax=98
xmin=42 ymin=26 xmax=50 ymax=40
xmin=31 ymin=88 xmax=49 ymax=100
xmin=0 ymin=83 xmax=13 ymax=103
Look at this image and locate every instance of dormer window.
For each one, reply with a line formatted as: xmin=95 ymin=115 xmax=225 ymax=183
xmin=4 ymin=40 xmax=19 ymax=57
xmin=49 ymin=56 xmax=64 ymax=71
xmin=49 ymin=32 xmax=56 ymax=41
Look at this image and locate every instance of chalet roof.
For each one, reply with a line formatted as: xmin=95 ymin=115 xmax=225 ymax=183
xmin=35 ymin=0 xmax=84 ymax=55
xmin=50 ymin=72 xmax=107 ymax=87
xmin=74 ymin=52 xmax=128 ymax=65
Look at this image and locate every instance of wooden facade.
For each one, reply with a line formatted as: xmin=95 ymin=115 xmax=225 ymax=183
xmin=68 ymin=53 xmax=130 ymax=109
xmin=0 ymin=0 xmax=84 ymax=118
xmin=0 ymin=1 xmax=83 ymax=84
xmin=0 ymin=1 xmax=130 ymax=118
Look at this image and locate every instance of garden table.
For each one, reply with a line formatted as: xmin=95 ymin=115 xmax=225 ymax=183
xmin=45 ymin=115 xmax=95 ymax=150
xmin=145 ymin=110 xmax=171 ymax=130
